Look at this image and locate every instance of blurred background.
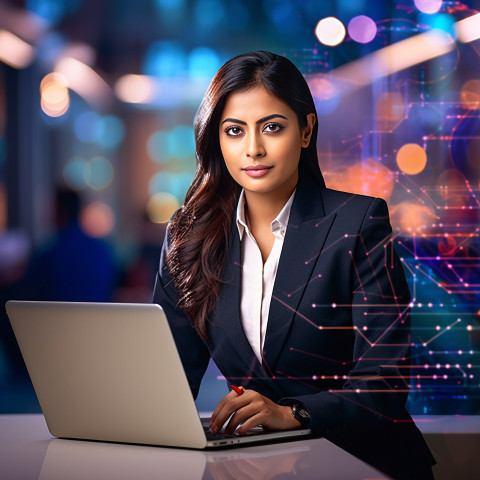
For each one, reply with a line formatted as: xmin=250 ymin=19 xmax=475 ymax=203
xmin=0 ymin=0 xmax=479 ymax=415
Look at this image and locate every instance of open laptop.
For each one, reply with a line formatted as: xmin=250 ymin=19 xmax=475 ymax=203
xmin=5 ymin=301 xmax=311 ymax=449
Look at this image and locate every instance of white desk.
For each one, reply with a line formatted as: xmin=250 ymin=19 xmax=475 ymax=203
xmin=0 ymin=414 xmax=390 ymax=480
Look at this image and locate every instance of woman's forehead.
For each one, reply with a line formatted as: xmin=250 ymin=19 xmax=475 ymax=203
xmin=221 ymin=86 xmax=294 ymax=120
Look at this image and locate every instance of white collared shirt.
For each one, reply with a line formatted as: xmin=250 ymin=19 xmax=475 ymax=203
xmin=236 ymin=189 xmax=295 ymax=363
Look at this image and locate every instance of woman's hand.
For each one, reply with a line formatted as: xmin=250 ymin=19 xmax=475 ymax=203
xmin=209 ymin=388 xmax=301 ymax=435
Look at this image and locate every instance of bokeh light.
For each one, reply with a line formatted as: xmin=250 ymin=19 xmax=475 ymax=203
xmin=396 ymin=143 xmax=427 ymax=175
xmin=324 ymin=158 xmax=395 ymax=201
xmin=348 ymin=15 xmax=377 ymax=44
xmin=97 ymin=115 xmax=125 ymax=149
xmin=146 ymin=192 xmax=180 ymax=224
xmin=414 ymin=0 xmax=443 ymax=15
xmin=194 ymin=0 xmax=225 ymax=29
xmin=148 ymin=171 xmax=192 ymax=200
xmin=308 ymin=76 xmax=340 ymax=116
xmin=391 ymin=201 xmax=437 ymax=232
xmin=86 ymin=157 xmax=114 ymax=190
xmin=315 ymin=17 xmax=346 ymax=47
xmin=188 ymin=47 xmax=220 ymax=80
xmin=73 ymin=111 xmax=101 ymax=143
xmin=460 ymin=79 xmax=480 ymax=110
xmin=144 ymin=41 xmax=187 ymax=78
xmin=40 ymin=72 xmax=69 ymax=117
xmin=114 ymin=74 xmax=158 ymax=104
xmin=80 ymin=202 xmax=115 ymax=238
xmin=63 ymin=157 xmax=88 ymax=190
xmin=376 ymin=92 xmax=406 ymax=127
xmin=147 ymin=126 xmax=195 ymax=163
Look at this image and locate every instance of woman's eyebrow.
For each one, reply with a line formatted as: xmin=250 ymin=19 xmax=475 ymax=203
xmin=220 ymin=114 xmax=288 ymax=125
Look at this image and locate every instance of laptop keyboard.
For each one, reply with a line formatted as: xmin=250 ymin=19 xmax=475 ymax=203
xmin=203 ymin=425 xmax=266 ymax=440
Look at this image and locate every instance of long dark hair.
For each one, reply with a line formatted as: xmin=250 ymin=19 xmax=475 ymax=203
xmin=167 ymin=51 xmax=325 ymax=340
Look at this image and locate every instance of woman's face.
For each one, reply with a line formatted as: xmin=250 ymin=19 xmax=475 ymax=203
xmin=219 ymin=85 xmax=315 ymax=200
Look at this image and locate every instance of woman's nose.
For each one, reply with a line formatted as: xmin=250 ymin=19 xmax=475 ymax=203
xmin=246 ymin=133 xmax=266 ymax=158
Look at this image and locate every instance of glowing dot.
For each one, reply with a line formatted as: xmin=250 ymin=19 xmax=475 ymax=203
xmin=436 ymin=364 xmax=441 ymax=369
xmin=458 ymin=350 xmax=463 ymax=355
xmin=348 ymin=15 xmax=377 ymax=44
xmin=436 ymin=325 xmax=441 ymax=330
xmin=80 ymin=202 xmax=115 ymax=238
xmin=470 ymin=374 xmax=474 ymax=379
xmin=334 ymin=375 xmax=338 ymax=380
xmin=428 ymin=303 xmax=433 ymax=307
xmin=443 ymin=375 xmax=448 ymax=379
xmin=468 ymin=364 xmax=472 ymax=368
xmin=422 ymin=342 xmax=427 ymax=347
xmin=433 ymin=375 xmax=437 ymax=380
xmin=396 ymin=143 xmax=427 ymax=175
xmin=467 ymin=325 xmax=473 ymax=331
xmin=332 ymin=303 xmax=337 ymax=308
xmin=312 ymin=375 xmax=317 ymax=380
xmin=355 ymin=389 xmax=360 ymax=393
xmin=424 ymin=364 xmax=429 ymax=369
xmin=414 ymin=0 xmax=442 ymax=14
xmin=315 ymin=17 xmax=346 ymax=47
xmin=446 ymin=364 xmax=451 ymax=369
xmin=146 ymin=192 xmax=180 ymax=224
xmin=417 ymin=384 xmax=421 ymax=388
xmin=417 ymin=303 xmax=423 ymax=308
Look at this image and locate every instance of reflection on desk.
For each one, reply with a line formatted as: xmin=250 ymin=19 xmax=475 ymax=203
xmin=0 ymin=415 xmax=389 ymax=480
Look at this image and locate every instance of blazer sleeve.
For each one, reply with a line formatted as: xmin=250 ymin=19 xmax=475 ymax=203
xmin=279 ymin=197 xmax=412 ymax=436
xmin=152 ymin=225 xmax=211 ymax=399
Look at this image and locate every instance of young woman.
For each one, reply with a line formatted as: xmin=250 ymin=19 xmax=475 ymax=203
xmin=153 ymin=51 xmax=435 ymax=477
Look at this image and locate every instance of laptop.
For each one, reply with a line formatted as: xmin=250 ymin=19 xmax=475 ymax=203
xmin=5 ymin=301 xmax=311 ymax=449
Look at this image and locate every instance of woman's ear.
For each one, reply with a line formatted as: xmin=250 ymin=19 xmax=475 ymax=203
xmin=301 ymin=113 xmax=316 ymax=148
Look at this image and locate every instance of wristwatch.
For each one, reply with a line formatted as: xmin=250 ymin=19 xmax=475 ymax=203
xmin=289 ymin=402 xmax=311 ymax=428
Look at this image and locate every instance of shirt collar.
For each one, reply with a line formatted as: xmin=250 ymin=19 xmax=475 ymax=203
xmin=236 ymin=189 xmax=296 ymax=240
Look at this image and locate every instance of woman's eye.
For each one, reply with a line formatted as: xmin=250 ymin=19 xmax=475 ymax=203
xmin=263 ymin=123 xmax=283 ymax=133
xmin=225 ymin=126 xmax=243 ymax=136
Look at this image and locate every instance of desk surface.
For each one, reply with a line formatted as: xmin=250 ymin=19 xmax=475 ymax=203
xmin=0 ymin=414 xmax=391 ymax=480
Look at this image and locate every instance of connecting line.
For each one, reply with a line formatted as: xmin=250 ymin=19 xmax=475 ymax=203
xmin=421 ymin=318 xmax=462 ymax=346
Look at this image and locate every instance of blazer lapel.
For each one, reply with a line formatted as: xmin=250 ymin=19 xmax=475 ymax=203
xmin=262 ymin=176 xmax=336 ymax=372
xmin=209 ymin=224 xmax=267 ymax=378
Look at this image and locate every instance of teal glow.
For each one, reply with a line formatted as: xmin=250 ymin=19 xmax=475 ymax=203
xmin=188 ymin=47 xmax=221 ymax=79
xmin=63 ymin=157 xmax=88 ymax=190
xmin=97 ymin=116 xmax=125 ymax=150
xmin=144 ymin=41 xmax=187 ymax=78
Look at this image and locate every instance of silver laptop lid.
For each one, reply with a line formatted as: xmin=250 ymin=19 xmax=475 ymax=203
xmin=6 ymin=301 xmax=208 ymax=448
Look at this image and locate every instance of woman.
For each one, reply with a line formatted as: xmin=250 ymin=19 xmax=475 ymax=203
xmin=153 ymin=51 xmax=435 ymax=477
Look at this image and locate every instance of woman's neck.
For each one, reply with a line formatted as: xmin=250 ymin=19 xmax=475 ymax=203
xmin=244 ymin=186 xmax=295 ymax=230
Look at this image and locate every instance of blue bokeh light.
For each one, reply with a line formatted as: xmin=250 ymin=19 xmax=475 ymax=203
xmin=26 ymin=0 xmax=80 ymax=25
xmin=188 ymin=47 xmax=221 ymax=80
xmin=144 ymin=41 xmax=187 ymax=78
xmin=194 ymin=0 xmax=225 ymax=29
xmin=97 ymin=116 xmax=125 ymax=150
xmin=73 ymin=111 xmax=101 ymax=144
xmin=149 ymin=171 xmax=193 ymax=200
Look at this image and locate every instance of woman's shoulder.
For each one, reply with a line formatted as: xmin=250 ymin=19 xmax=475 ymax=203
xmin=320 ymin=187 xmax=388 ymax=214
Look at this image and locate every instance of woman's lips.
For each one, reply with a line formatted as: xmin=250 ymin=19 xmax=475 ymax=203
xmin=242 ymin=165 xmax=273 ymax=177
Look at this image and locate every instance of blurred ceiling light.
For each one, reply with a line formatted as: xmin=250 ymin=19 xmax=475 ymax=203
xmin=40 ymin=72 xmax=70 ymax=117
xmin=330 ymin=29 xmax=454 ymax=86
xmin=58 ymin=43 xmax=96 ymax=66
xmin=0 ymin=29 xmax=35 ymax=69
xmin=114 ymin=74 xmax=159 ymax=104
xmin=315 ymin=17 xmax=346 ymax=47
xmin=0 ymin=4 xmax=47 ymax=44
xmin=54 ymin=57 xmax=112 ymax=109
xmin=454 ymin=12 xmax=480 ymax=43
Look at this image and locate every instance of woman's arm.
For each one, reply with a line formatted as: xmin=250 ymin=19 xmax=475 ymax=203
xmin=152 ymin=226 xmax=211 ymax=399
xmin=278 ymin=197 xmax=412 ymax=436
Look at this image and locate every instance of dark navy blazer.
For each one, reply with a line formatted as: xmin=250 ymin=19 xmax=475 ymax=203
xmin=153 ymin=174 xmax=435 ymax=473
